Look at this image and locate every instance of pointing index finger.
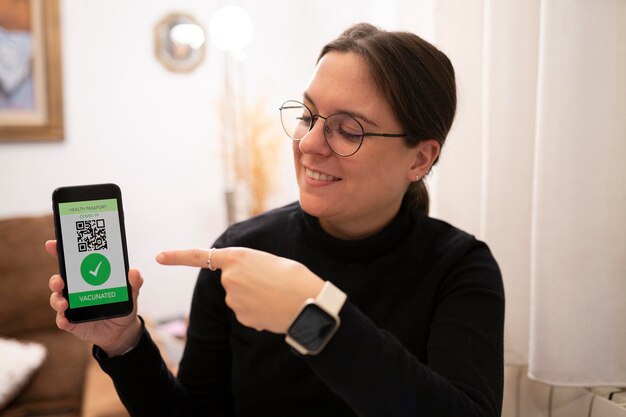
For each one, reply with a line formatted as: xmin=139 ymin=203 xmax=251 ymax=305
xmin=156 ymin=248 xmax=228 ymax=270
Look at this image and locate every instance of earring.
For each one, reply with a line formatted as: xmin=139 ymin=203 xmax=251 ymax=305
xmin=415 ymin=174 xmax=420 ymax=182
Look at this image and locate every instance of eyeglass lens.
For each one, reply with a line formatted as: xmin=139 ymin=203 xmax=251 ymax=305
xmin=280 ymin=101 xmax=364 ymax=156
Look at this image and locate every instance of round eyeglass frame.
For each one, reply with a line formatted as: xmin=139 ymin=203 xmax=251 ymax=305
xmin=279 ymin=100 xmax=408 ymax=157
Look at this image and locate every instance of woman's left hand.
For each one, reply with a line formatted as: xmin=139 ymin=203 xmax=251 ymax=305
xmin=156 ymin=247 xmax=325 ymax=333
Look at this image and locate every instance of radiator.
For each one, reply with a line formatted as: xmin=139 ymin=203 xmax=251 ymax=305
xmin=503 ymin=365 xmax=626 ymax=417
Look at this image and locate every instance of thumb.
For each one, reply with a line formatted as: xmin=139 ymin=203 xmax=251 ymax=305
xmin=128 ymin=268 xmax=143 ymax=307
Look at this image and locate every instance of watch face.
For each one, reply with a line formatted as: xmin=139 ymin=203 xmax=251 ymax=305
xmin=287 ymin=303 xmax=337 ymax=352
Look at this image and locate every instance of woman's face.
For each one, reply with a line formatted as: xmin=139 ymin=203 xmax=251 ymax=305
xmin=293 ymin=51 xmax=420 ymax=239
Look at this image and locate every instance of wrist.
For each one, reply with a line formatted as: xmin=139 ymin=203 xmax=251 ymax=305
xmin=100 ymin=317 xmax=143 ymax=357
xmin=284 ymin=277 xmax=325 ymax=332
xmin=285 ymin=281 xmax=347 ymax=355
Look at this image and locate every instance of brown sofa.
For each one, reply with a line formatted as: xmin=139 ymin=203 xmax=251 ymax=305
xmin=0 ymin=214 xmax=90 ymax=416
xmin=0 ymin=214 xmax=184 ymax=417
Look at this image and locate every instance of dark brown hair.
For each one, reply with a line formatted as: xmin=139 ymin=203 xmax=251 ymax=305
xmin=318 ymin=23 xmax=457 ymax=215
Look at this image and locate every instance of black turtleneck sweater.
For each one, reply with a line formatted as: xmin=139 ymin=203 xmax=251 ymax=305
xmin=96 ymin=201 xmax=504 ymax=417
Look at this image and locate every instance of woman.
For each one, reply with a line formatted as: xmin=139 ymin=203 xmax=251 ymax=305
xmin=47 ymin=23 xmax=504 ymax=417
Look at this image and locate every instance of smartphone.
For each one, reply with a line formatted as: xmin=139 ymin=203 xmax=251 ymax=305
xmin=52 ymin=183 xmax=133 ymax=323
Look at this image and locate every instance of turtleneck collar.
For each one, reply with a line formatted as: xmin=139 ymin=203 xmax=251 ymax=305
xmin=299 ymin=196 xmax=418 ymax=260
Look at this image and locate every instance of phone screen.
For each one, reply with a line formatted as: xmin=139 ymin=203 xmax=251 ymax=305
xmin=57 ymin=198 xmax=129 ymax=309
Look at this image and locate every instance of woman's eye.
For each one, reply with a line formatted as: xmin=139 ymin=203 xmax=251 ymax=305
xmin=338 ymin=128 xmax=362 ymax=142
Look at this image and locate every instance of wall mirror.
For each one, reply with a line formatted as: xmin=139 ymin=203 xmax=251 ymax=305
xmin=154 ymin=13 xmax=206 ymax=73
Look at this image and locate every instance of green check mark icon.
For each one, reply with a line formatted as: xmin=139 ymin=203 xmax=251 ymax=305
xmin=89 ymin=260 xmax=103 ymax=277
xmin=80 ymin=253 xmax=111 ymax=286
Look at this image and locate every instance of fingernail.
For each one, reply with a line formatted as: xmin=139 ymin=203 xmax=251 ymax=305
xmin=156 ymin=253 xmax=165 ymax=263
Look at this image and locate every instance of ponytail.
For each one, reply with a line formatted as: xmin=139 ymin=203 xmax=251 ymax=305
xmin=406 ymin=180 xmax=429 ymax=216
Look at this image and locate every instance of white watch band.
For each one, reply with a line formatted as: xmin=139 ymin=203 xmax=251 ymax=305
xmin=285 ymin=281 xmax=347 ymax=355
xmin=316 ymin=281 xmax=347 ymax=316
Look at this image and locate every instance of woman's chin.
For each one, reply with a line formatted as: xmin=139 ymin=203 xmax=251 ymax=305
xmin=298 ymin=193 xmax=334 ymax=219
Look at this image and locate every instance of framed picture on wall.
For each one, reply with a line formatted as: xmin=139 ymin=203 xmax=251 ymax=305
xmin=0 ymin=0 xmax=63 ymax=142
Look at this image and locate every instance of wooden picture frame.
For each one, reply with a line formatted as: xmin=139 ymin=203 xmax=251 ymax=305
xmin=0 ymin=0 xmax=63 ymax=142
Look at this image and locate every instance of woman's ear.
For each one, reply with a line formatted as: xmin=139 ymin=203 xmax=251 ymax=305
xmin=407 ymin=139 xmax=441 ymax=181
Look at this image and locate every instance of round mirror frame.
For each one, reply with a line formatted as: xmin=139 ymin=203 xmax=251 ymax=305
xmin=154 ymin=13 xmax=206 ymax=73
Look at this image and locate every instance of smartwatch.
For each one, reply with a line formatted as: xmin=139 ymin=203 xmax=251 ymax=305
xmin=285 ymin=281 xmax=347 ymax=355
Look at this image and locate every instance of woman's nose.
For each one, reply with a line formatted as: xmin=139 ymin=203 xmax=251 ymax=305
xmin=298 ymin=119 xmax=333 ymax=156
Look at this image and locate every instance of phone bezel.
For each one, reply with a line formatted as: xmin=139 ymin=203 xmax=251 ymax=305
xmin=52 ymin=183 xmax=133 ymax=323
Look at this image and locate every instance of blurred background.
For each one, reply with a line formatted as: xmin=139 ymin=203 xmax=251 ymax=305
xmin=0 ymin=0 xmax=624 ymax=416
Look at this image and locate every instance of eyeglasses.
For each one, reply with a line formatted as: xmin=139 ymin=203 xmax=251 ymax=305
xmin=279 ymin=100 xmax=407 ymax=157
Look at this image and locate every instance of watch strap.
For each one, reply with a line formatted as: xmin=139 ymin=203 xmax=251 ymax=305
xmin=316 ymin=281 xmax=347 ymax=316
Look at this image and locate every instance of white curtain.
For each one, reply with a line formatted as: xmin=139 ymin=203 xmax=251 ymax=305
xmin=427 ymin=0 xmax=626 ymax=386
xmin=528 ymin=0 xmax=626 ymax=385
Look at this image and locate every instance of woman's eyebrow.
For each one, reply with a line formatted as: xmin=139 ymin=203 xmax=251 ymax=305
xmin=303 ymin=91 xmax=379 ymax=128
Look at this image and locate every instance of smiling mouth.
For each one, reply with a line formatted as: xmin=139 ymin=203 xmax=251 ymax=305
xmin=305 ymin=167 xmax=341 ymax=181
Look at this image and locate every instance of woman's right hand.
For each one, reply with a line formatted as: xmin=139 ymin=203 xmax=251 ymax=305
xmin=46 ymin=240 xmax=144 ymax=357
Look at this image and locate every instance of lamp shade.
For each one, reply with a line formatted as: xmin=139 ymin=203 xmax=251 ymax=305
xmin=209 ymin=5 xmax=253 ymax=52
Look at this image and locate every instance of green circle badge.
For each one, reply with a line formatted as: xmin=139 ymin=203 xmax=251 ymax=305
xmin=80 ymin=253 xmax=111 ymax=286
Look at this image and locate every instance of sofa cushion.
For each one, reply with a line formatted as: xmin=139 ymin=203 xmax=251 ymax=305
xmin=0 ymin=214 xmax=58 ymax=336
xmin=7 ymin=329 xmax=89 ymax=407
xmin=1 ymin=330 xmax=89 ymax=416
xmin=0 ymin=337 xmax=47 ymax=410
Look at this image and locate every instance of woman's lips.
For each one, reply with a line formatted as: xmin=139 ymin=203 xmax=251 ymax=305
xmin=304 ymin=166 xmax=341 ymax=181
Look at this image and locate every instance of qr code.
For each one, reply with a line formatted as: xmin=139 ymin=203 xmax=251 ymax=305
xmin=76 ymin=219 xmax=107 ymax=252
